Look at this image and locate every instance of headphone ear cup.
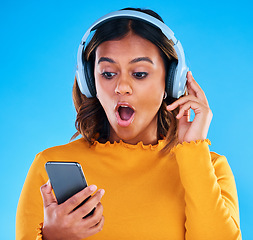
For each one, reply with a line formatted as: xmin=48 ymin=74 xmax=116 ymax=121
xmin=84 ymin=59 xmax=96 ymax=97
xmin=166 ymin=60 xmax=178 ymax=97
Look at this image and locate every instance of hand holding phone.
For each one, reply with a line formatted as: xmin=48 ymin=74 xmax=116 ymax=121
xmin=40 ymin=162 xmax=105 ymax=240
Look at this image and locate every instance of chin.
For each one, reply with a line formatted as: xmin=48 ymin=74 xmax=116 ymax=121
xmin=110 ymin=126 xmax=140 ymax=144
xmin=108 ymin=115 xmax=158 ymax=145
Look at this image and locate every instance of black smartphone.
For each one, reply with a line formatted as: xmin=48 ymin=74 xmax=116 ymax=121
xmin=45 ymin=161 xmax=95 ymax=217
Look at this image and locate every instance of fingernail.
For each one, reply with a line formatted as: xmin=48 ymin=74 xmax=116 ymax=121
xmin=46 ymin=180 xmax=51 ymax=187
xmin=100 ymin=189 xmax=105 ymax=196
xmin=89 ymin=185 xmax=97 ymax=192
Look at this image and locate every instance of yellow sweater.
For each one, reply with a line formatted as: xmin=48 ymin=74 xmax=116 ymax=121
xmin=16 ymin=138 xmax=241 ymax=240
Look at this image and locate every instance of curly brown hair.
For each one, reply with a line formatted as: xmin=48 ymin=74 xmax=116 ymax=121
xmin=71 ymin=7 xmax=180 ymax=153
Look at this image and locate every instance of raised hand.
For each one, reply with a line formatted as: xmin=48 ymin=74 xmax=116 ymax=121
xmin=167 ymin=71 xmax=213 ymax=143
xmin=40 ymin=181 xmax=105 ymax=240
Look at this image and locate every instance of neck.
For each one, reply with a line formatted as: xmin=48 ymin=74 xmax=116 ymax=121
xmin=108 ymin=127 xmax=159 ymax=145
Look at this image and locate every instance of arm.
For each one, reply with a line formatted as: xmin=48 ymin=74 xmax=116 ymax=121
xmin=16 ymin=152 xmax=47 ymax=240
xmin=172 ymin=140 xmax=241 ymax=240
xmin=167 ymin=72 xmax=241 ymax=239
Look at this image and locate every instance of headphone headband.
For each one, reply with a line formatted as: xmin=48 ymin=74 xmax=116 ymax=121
xmin=76 ymin=10 xmax=188 ymax=98
xmin=81 ymin=10 xmax=177 ymax=44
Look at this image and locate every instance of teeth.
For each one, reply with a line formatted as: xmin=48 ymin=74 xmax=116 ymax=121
xmin=116 ymin=104 xmax=135 ymax=112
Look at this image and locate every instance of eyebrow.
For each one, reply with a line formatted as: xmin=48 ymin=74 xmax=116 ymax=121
xmin=98 ymin=57 xmax=115 ymax=64
xmin=97 ymin=57 xmax=154 ymax=65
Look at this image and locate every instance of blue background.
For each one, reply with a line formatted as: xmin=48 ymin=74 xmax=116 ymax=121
xmin=0 ymin=0 xmax=252 ymax=239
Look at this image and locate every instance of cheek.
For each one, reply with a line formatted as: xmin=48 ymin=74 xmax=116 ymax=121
xmin=95 ymin=79 xmax=114 ymax=116
xmin=148 ymin=78 xmax=165 ymax=103
xmin=95 ymin=76 xmax=111 ymax=99
xmin=145 ymin=95 xmax=163 ymax=114
xmin=138 ymin=84 xmax=164 ymax=117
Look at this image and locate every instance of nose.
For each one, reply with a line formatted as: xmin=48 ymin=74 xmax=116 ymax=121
xmin=114 ymin=75 xmax=133 ymax=96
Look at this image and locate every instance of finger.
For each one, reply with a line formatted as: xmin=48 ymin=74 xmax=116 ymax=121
xmin=40 ymin=180 xmax=57 ymax=208
xmin=167 ymin=95 xmax=199 ymax=111
xmin=176 ymin=101 xmax=202 ymax=119
xmin=82 ymin=202 xmax=104 ymax=228
xmin=186 ymin=78 xmax=196 ymax=97
xmin=61 ymin=185 xmax=98 ymax=214
xmin=177 ymin=105 xmax=190 ymax=123
xmin=187 ymin=71 xmax=208 ymax=105
xmin=71 ymin=189 xmax=105 ymax=220
xmin=87 ymin=215 xmax=105 ymax=235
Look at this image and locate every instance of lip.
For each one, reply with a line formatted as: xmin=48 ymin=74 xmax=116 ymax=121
xmin=115 ymin=102 xmax=135 ymax=127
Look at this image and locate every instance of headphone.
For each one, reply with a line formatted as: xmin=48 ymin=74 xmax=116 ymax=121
xmin=76 ymin=10 xmax=189 ymax=99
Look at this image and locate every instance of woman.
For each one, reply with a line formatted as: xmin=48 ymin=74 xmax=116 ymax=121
xmin=16 ymin=7 xmax=242 ymax=240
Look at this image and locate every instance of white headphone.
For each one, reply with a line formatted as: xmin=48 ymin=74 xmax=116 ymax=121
xmin=76 ymin=10 xmax=189 ymax=98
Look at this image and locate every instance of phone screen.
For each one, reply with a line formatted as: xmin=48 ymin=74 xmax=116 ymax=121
xmin=45 ymin=161 xmax=95 ymax=217
xmin=45 ymin=161 xmax=88 ymax=204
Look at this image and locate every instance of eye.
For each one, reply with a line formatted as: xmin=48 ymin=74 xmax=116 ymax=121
xmin=101 ymin=72 xmax=117 ymax=79
xmin=133 ymin=72 xmax=148 ymax=79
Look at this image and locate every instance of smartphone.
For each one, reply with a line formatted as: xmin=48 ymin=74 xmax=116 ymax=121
xmin=45 ymin=161 xmax=95 ymax=217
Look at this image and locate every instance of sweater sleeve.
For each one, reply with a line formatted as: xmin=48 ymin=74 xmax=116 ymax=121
xmin=171 ymin=139 xmax=242 ymax=240
xmin=16 ymin=152 xmax=48 ymax=240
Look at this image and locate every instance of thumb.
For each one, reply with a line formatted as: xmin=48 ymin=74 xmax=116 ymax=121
xmin=40 ymin=180 xmax=57 ymax=208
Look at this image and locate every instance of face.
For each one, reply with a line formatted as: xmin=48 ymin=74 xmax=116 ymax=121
xmin=94 ymin=33 xmax=166 ymax=145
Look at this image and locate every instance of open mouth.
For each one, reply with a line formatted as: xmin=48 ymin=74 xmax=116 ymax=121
xmin=118 ymin=106 xmax=134 ymax=121
xmin=115 ymin=103 xmax=135 ymax=127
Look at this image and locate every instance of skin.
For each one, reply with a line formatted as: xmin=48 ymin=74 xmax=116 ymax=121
xmin=40 ymin=32 xmax=212 ymax=239
xmin=95 ymin=32 xmax=166 ymax=145
xmin=41 ymin=183 xmax=105 ymax=240
xmin=167 ymin=71 xmax=213 ymax=143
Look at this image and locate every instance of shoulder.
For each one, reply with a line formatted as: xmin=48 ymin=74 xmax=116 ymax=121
xmin=36 ymin=137 xmax=90 ymax=162
xmin=25 ymin=138 xmax=91 ymax=181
